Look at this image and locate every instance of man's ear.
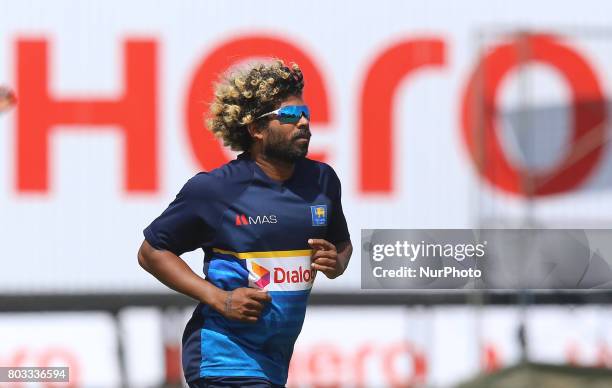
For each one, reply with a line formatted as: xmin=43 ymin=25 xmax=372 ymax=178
xmin=247 ymin=123 xmax=264 ymax=141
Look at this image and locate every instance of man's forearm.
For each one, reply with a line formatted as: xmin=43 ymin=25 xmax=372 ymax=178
xmin=138 ymin=240 xmax=226 ymax=311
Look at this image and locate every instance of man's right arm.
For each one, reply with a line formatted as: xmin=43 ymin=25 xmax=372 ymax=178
xmin=137 ymin=240 xmax=270 ymax=323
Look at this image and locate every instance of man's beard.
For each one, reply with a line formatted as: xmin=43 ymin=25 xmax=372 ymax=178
xmin=263 ymin=128 xmax=310 ymax=163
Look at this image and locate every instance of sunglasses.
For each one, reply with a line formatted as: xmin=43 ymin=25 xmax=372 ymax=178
xmin=255 ymin=105 xmax=310 ymax=124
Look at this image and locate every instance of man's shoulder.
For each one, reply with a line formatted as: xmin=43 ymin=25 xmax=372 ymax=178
xmin=300 ymin=158 xmax=337 ymax=177
xmin=181 ymin=158 xmax=254 ymax=199
xmin=299 ymin=158 xmax=341 ymax=189
xmin=207 ymin=156 xmax=254 ymax=181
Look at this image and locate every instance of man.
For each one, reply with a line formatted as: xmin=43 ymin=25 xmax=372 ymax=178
xmin=138 ymin=60 xmax=352 ymax=388
xmin=0 ymin=86 xmax=16 ymax=113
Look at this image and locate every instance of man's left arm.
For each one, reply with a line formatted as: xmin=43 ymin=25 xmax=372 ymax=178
xmin=309 ymin=238 xmax=353 ymax=279
xmin=312 ymin=165 xmax=351 ymax=279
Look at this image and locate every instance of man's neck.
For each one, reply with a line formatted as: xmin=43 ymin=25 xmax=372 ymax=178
xmin=250 ymin=150 xmax=295 ymax=182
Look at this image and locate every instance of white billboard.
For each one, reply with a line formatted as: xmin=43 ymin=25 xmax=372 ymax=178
xmin=1 ymin=306 xmax=610 ymax=387
xmin=1 ymin=1 xmax=612 ymax=292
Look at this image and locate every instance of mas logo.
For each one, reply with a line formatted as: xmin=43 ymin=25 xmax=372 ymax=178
xmin=310 ymin=205 xmax=327 ymax=226
xmin=235 ymin=213 xmax=278 ymax=226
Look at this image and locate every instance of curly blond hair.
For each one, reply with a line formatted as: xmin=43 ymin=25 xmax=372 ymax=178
xmin=206 ymin=59 xmax=305 ymax=151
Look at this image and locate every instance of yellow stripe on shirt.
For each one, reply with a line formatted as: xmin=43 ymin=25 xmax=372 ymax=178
xmin=212 ymin=247 xmax=313 ymax=259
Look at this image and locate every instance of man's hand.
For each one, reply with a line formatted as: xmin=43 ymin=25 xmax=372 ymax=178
xmin=309 ymin=238 xmax=344 ymax=279
xmin=218 ymin=287 xmax=272 ymax=323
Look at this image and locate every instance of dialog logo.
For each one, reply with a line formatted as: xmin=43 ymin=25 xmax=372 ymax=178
xmin=251 ymin=262 xmax=270 ymax=288
xmin=247 ymin=256 xmax=316 ymax=291
xmin=274 ymin=266 xmax=315 ymax=283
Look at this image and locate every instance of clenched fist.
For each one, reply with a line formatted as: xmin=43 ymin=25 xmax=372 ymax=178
xmin=218 ymin=287 xmax=271 ymax=323
xmin=309 ymin=238 xmax=344 ymax=279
